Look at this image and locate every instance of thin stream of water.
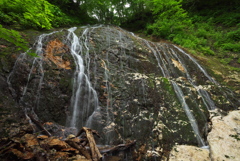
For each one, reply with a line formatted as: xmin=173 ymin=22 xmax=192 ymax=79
xmin=7 ymin=26 xmax=225 ymax=148
xmin=67 ymin=27 xmax=99 ymax=128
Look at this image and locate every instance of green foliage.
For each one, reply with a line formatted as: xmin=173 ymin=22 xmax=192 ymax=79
xmin=0 ymin=0 xmax=80 ymax=29
xmin=226 ymin=29 xmax=240 ymax=42
xmin=229 ymin=134 xmax=240 ymax=141
xmin=182 ymin=0 xmax=240 ymax=27
xmin=0 ymin=25 xmax=28 ymax=52
xmin=49 ymin=6 xmax=81 ymax=28
xmin=238 ymin=58 xmax=240 ymax=64
xmin=0 ymin=0 xmax=54 ymax=29
xmin=139 ymin=0 xmax=240 ymax=58
xmin=146 ymin=0 xmax=192 ymax=40
xmin=46 ymin=0 xmax=92 ymax=25
xmin=221 ymin=43 xmax=240 ymax=52
xmin=0 ymin=25 xmax=40 ymax=57
xmin=76 ymin=0 xmax=148 ymax=25
xmin=0 ymin=0 xmax=239 ymax=61
xmin=220 ymin=58 xmax=233 ymax=65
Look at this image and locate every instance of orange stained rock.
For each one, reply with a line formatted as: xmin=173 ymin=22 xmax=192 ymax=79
xmin=172 ymin=58 xmax=186 ymax=73
xmin=45 ymin=39 xmax=71 ymax=69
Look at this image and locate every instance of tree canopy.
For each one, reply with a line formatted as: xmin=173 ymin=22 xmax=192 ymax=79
xmin=1 ymin=0 xmax=240 ymax=64
xmin=1 ymin=0 xmax=239 ymax=30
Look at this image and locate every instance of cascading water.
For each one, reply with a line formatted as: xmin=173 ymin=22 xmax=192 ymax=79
xmin=7 ymin=31 xmax=59 ymax=113
xmin=169 ymin=47 xmax=216 ymax=111
xmin=66 ymin=27 xmax=99 ymax=128
xmin=7 ymin=25 xmax=238 ymax=157
xmin=173 ymin=45 xmax=219 ymax=85
xmin=171 ymin=81 xmax=206 ymax=146
xmin=130 ymin=34 xmax=216 ymax=146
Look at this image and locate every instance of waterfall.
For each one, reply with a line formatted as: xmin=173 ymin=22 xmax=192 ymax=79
xmin=169 ymin=47 xmax=216 ymax=110
xmin=128 ymin=32 xmax=217 ymax=146
xmin=171 ymin=81 xmax=206 ymax=146
xmin=7 ymin=31 xmax=59 ymax=113
xmin=173 ymin=45 xmax=218 ymax=85
xmin=8 ymin=25 xmax=235 ymax=150
xmin=66 ymin=27 xmax=99 ymax=128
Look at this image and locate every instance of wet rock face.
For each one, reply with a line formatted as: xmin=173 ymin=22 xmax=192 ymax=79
xmin=7 ymin=32 xmax=75 ymax=125
xmin=5 ymin=26 xmax=240 ymax=159
xmin=168 ymin=110 xmax=240 ymax=161
xmin=0 ymin=44 xmax=26 ymax=138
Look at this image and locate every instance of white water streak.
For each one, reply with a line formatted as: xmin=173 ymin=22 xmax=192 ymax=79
xmin=171 ymin=81 xmax=206 ymax=146
xmin=173 ymin=45 xmax=219 ymax=85
xmin=67 ymin=27 xmax=99 ymax=128
xmin=169 ymin=48 xmax=216 ymax=110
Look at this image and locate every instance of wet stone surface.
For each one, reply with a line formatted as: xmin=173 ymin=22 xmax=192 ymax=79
xmin=1 ymin=26 xmax=240 ymax=160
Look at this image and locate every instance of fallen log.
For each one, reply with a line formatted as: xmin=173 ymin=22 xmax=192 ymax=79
xmin=99 ymin=140 xmax=136 ymax=154
xmin=28 ymin=114 xmax=52 ymax=137
xmin=77 ymin=127 xmax=102 ymax=161
xmin=0 ymin=124 xmax=137 ymax=161
xmin=0 ymin=141 xmax=15 ymax=154
xmin=65 ymin=138 xmax=91 ymax=160
xmin=76 ymin=127 xmax=100 ymax=138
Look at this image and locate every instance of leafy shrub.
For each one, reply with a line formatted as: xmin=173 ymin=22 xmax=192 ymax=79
xmin=199 ymin=46 xmax=215 ymax=55
xmin=195 ymin=28 xmax=208 ymax=38
xmin=222 ymin=43 xmax=240 ymax=52
xmin=173 ymin=34 xmax=197 ymax=49
xmin=226 ymin=29 xmax=240 ymax=42
xmin=220 ymin=58 xmax=233 ymax=65
xmin=0 ymin=25 xmax=28 ymax=55
xmin=0 ymin=0 xmax=77 ymax=29
xmin=0 ymin=0 xmax=55 ymax=29
xmin=214 ymin=11 xmax=240 ymax=27
xmin=146 ymin=0 xmax=192 ymax=40
xmin=237 ymin=58 xmax=240 ymax=64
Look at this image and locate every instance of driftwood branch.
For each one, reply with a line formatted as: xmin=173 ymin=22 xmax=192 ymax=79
xmin=65 ymin=138 xmax=91 ymax=160
xmin=100 ymin=140 xmax=136 ymax=154
xmin=0 ymin=123 xmax=137 ymax=161
xmin=76 ymin=128 xmax=100 ymax=138
xmin=77 ymin=127 xmax=102 ymax=161
xmin=28 ymin=114 xmax=51 ymax=137
xmin=0 ymin=141 xmax=15 ymax=154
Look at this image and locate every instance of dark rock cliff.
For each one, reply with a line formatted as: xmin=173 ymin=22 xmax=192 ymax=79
xmin=0 ymin=26 xmax=239 ymax=160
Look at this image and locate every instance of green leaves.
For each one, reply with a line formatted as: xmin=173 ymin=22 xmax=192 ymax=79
xmin=149 ymin=0 xmax=182 ymax=14
xmin=27 ymin=52 xmax=40 ymax=57
xmin=0 ymin=25 xmax=28 ymax=56
xmin=0 ymin=25 xmax=41 ymax=57
xmin=146 ymin=0 xmax=191 ymax=39
xmin=21 ymin=0 xmax=55 ymax=29
xmin=0 ymin=0 xmax=56 ymax=29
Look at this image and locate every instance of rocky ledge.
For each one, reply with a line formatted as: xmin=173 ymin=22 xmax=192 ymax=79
xmin=168 ymin=110 xmax=240 ymax=161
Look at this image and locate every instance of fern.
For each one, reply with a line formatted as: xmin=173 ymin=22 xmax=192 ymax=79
xmin=146 ymin=0 xmax=192 ymax=40
xmin=0 ymin=0 xmax=54 ymax=29
xmin=0 ymin=25 xmax=28 ymax=54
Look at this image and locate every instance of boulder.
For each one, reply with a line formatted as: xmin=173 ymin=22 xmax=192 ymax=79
xmin=168 ymin=145 xmax=210 ymax=161
xmin=208 ymin=110 xmax=240 ymax=161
